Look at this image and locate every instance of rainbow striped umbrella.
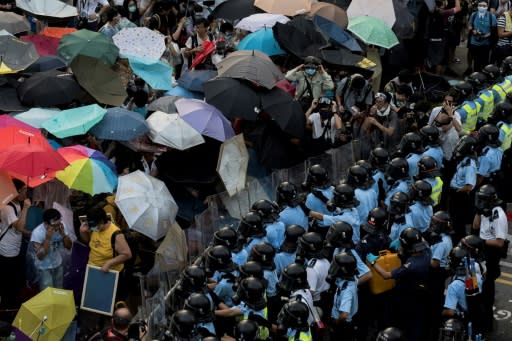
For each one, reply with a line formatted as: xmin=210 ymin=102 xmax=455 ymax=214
xmin=56 ymin=145 xmax=117 ymax=195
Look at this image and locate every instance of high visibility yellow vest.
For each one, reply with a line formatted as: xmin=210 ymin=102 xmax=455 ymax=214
xmin=461 ymin=101 xmax=481 ymax=133
xmin=242 ymin=306 xmax=269 ymax=339
xmin=503 ymin=77 xmax=512 ymax=94
xmin=499 ymin=122 xmax=512 ymax=151
xmin=492 ymin=83 xmax=507 ymax=103
xmin=288 ymin=330 xmax=313 ymax=341
xmin=431 ymin=176 xmax=443 ymax=206
xmin=477 ymin=90 xmax=494 ymax=121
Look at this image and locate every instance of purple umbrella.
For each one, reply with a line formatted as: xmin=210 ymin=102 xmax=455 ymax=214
xmin=175 ymin=98 xmax=235 ymax=142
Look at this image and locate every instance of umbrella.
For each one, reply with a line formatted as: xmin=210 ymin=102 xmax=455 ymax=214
xmin=13 ymin=287 xmax=76 ymax=341
xmin=41 ymin=104 xmax=107 ymax=139
xmin=147 ymin=111 xmax=205 ymax=150
xmin=147 ymin=95 xmax=181 ymax=113
xmin=175 ymin=98 xmax=235 ymax=142
xmin=70 ymin=55 xmax=126 ymax=106
xmin=20 ymin=35 xmax=59 ymax=56
xmin=15 ymin=0 xmax=78 ymax=18
xmin=128 ymin=56 xmax=173 ymax=91
xmin=204 ymin=78 xmax=261 ymax=120
xmin=254 ymin=0 xmax=312 ymax=16
xmin=0 ymin=12 xmax=30 ymax=34
xmin=215 ymin=50 xmax=283 ymax=89
xmin=273 ymin=17 xmax=328 ymax=59
xmin=58 ymin=29 xmax=119 ymax=65
xmin=15 ymin=108 xmax=60 ymax=129
xmin=89 ymin=107 xmax=149 ymax=141
xmin=56 ymin=145 xmax=117 ymax=195
xmin=216 ymin=134 xmax=249 ymax=196
xmin=234 ymin=13 xmax=290 ymax=32
xmin=319 ymin=48 xmax=366 ymax=68
xmin=0 ymin=126 xmax=51 ymax=147
xmin=308 ymin=2 xmax=348 ymax=29
xmin=120 ymin=135 xmax=168 ymax=153
xmin=347 ymin=15 xmax=399 ymax=49
xmin=0 ymin=86 xmax=28 ymax=112
xmin=313 ymin=15 xmax=362 ymax=52
xmin=113 ymin=27 xmax=166 ymax=61
xmin=261 ymin=88 xmax=305 ymax=138
xmin=41 ymin=27 xmax=77 ymax=39
xmin=24 ymin=55 xmax=66 ymax=73
xmin=116 ymin=170 xmax=178 ymax=241
xmin=177 ymin=69 xmax=217 ymax=93
xmin=17 ymin=70 xmax=81 ymax=107
xmin=347 ymin=0 xmax=396 ymax=28
xmin=0 ymin=35 xmax=39 ymax=74
xmin=165 ymin=86 xmax=203 ymax=99
xmin=236 ymin=27 xmax=285 ymax=56
xmin=211 ymin=0 xmax=263 ymax=21
xmin=392 ymin=0 xmax=415 ymax=39
xmin=0 ymin=170 xmax=18 ymax=207
xmin=0 ymin=115 xmax=39 ymax=132
xmin=155 ymin=221 xmax=188 ymax=272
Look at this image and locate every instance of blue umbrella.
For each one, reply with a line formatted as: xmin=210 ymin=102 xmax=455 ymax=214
xmin=165 ymin=86 xmax=203 ymax=99
xmin=41 ymin=104 xmax=107 ymax=138
xmin=236 ymin=27 xmax=285 ymax=56
xmin=127 ymin=56 xmax=173 ymax=91
xmin=313 ymin=15 xmax=362 ymax=52
xmin=178 ymin=69 xmax=217 ymax=93
xmin=89 ymin=107 xmax=149 ymax=141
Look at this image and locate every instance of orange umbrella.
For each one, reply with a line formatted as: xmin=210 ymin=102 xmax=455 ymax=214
xmin=9 ymin=170 xmax=56 ymax=188
xmin=308 ymin=2 xmax=348 ymax=29
xmin=41 ymin=26 xmax=76 ymax=39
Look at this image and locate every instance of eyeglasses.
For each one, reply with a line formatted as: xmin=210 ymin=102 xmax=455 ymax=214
xmin=318 ymin=97 xmax=332 ymax=105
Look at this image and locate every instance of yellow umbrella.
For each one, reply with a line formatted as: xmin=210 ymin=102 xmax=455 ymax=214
xmin=13 ymin=287 xmax=76 ymax=341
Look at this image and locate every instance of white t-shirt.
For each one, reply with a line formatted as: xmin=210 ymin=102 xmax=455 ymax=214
xmin=479 ymin=206 xmax=508 ymax=241
xmin=185 ymin=34 xmax=212 ymax=49
xmin=306 ymin=258 xmax=330 ymax=301
xmin=290 ymin=289 xmax=315 ymax=325
xmin=77 ymin=0 xmax=109 ymax=18
xmin=428 ymin=106 xmax=462 ymax=127
xmin=0 ymin=202 xmax=22 ymax=257
xmin=308 ymin=112 xmax=338 ymax=143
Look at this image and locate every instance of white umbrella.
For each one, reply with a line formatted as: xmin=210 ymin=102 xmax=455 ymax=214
xmin=113 ymin=27 xmax=166 ymax=61
xmin=234 ymin=13 xmax=290 ymax=32
xmin=216 ymin=134 xmax=249 ymax=197
xmin=15 ymin=0 xmax=78 ymax=18
xmin=147 ymin=111 xmax=205 ymax=150
xmin=115 ymin=170 xmax=178 ymax=241
xmin=347 ymin=0 xmax=396 ymax=28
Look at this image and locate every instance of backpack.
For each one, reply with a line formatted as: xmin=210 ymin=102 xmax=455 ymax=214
xmin=111 ymin=229 xmax=139 ymax=273
xmin=338 ymin=77 xmax=372 ymax=111
xmin=469 ymin=11 xmax=498 ymax=46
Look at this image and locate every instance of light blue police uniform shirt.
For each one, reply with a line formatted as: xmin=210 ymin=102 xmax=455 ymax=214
xmin=450 ymin=157 xmax=477 ymax=189
xmin=372 ymin=169 xmax=389 ymax=195
xmin=406 ymin=153 xmax=422 ymax=180
xmin=279 ymin=205 xmax=309 ymax=230
xmin=431 ymin=233 xmax=453 ymax=268
xmin=235 ymin=301 xmax=266 ymax=318
xmin=305 ymin=186 xmax=334 ymax=216
xmin=232 ymin=249 xmax=249 ymax=267
xmin=263 ymin=269 xmax=278 ymax=297
xmin=409 ymin=202 xmax=433 ymax=233
xmin=331 ymin=278 xmax=358 ymax=322
xmin=384 ymin=179 xmax=409 ymax=207
xmin=389 ymin=213 xmax=414 ymax=241
xmin=477 ymin=146 xmax=503 ymax=177
xmin=265 ymin=221 xmax=286 ymax=250
xmin=355 ymin=188 xmax=378 ymax=223
xmin=444 ymin=274 xmax=482 ymax=314
xmin=214 ymin=276 xmax=236 ymax=307
xmin=323 ymin=208 xmax=361 ymax=243
xmin=244 ymin=236 xmax=268 ymax=255
xmin=198 ymin=322 xmax=216 ymax=335
xmin=422 ymin=146 xmax=444 ymax=169
xmin=275 ymin=251 xmax=296 ymax=277
xmin=334 ymin=247 xmax=371 ymax=279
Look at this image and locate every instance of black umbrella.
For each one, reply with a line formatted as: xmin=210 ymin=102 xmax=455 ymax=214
xmin=204 ymin=77 xmax=261 ymax=120
xmin=23 ymin=55 xmax=66 ymax=74
xmin=211 ymin=0 xmax=263 ymax=21
xmin=17 ymin=69 xmax=81 ymax=107
xmin=273 ymin=16 xmax=329 ymax=59
xmin=261 ymin=88 xmax=305 ymax=138
xmin=0 ymin=86 xmax=28 ymax=112
xmin=320 ymin=49 xmax=364 ymax=67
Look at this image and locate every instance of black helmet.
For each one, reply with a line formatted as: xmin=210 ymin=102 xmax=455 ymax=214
xmin=304 ymin=55 xmax=321 ymax=66
xmin=409 ymin=180 xmax=434 ymax=205
xmin=482 ymin=64 xmax=501 ymax=83
xmin=452 ymin=135 xmax=477 ymax=160
xmin=502 ymin=55 xmax=512 ymax=75
xmin=369 ymin=147 xmax=390 ymax=171
xmin=183 ymin=293 xmax=214 ymax=323
xmin=278 ymin=262 xmax=309 ymax=292
xmin=385 ymin=157 xmax=409 ymax=184
xmin=206 ymin=245 xmax=235 ymax=273
xmin=417 ymin=156 xmax=440 ymax=179
xmin=419 ymin=125 xmax=440 ymax=146
xmin=376 ymin=327 xmax=406 ymax=341
xmin=355 ymin=159 xmax=373 ymax=173
xmin=439 ymin=318 xmax=466 ymax=341
xmin=182 ymin=265 xmax=207 ymax=292
xmin=251 ymin=199 xmax=279 ymax=223
xmin=235 ymin=320 xmax=258 ymax=341
xmin=331 ymin=184 xmax=359 ymax=209
xmin=238 ymin=212 xmax=265 ymax=238
xmin=276 ymin=182 xmax=299 ymax=207
xmin=448 ymin=246 xmax=469 ymax=276
xmin=234 ymin=277 xmax=267 ymax=311
xmin=170 ymin=310 xmax=198 ymax=339
xmin=477 ymin=123 xmax=500 ymax=147
xmin=213 ymin=226 xmax=239 ymax=251
xmin=454 ymin=81 xmax=473 ymax=98
xmin=347 ymin=165 xmax=374 ymax=190
xmin=281 ymin=225 xmax=306 ymax=253
xmin=328 ymin=252 xmax=357 ymax=280
xmin=303 ymin=164 xmax=330 ymax=189
xmin=325 ymin=221 xmax=353 ymax=248
xmin=430 ymin=210 xmax=452 ymax=234
xmin=475 ymin=184 xmax=503 ymax=216
xmin=248 ymin=242 xmax=276 ymax=271
xmin=396 ymin=132 xmax=424 ymax=156
xmin=491 ymin=101 xmax=512 ymax=124
xmin=466 ymin=71 xmax=488 ymax=88
xmin=277 ymin=301 xmax=309 ymax=332
xmin=239 ymin=261 xmax=265 ymax=281
xmin=388 ymin=192 xmax=411 ymax=216
xmin=298 ymin=232 xmax=325 ymax=259
xmin=399 ymin=227 xmax=428 ymax=253
xmin=460 ymin=234 xmax=485 ymax=260
xmin=361 ymin=207 xmax=388 ymax=235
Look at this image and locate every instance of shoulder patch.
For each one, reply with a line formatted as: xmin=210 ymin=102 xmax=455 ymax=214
xmin=493 ymin=209 xmax=499 ymax=220
xmin=308 ymin=259 xmax=317 ymax=268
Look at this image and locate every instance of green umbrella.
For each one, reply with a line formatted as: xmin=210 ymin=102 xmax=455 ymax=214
xmin=347 ymin=15 xmax=399 ymax=49
xmin=57 ymin=29 xmax=119 ymax=65
xmin=41 ymin=104 xmax=107 ymax=138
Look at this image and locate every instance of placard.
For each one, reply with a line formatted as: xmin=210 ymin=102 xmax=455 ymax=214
xmin=80 ymin=265 xmax=119 ymax=316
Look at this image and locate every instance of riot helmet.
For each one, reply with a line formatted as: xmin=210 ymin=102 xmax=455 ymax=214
xmin=385 ymin=157 xmax=409 ymax=184
xmin=452 ymin=135 xmax=477 ymax=161
xmin=369 ymin=147 xmax=390 ymax=171
xmin=453 ymin=81 xmax=474 ymax=99
xmin=170 ymin=310 xmax=198 ymax=340
xmin=361 ymin=207 xmax=388 ymax=235
xmin=482 ymin=64 xmax=501 ymax=83
xmin=276 ymin=301 xmax=310 ymax=333
xmin=346 ymin=165 xmax=374 ymax=190
xmin=416 ymin=156 xmax=441 ymax=179
xmin=396 ymin=132 xmax=424 ymax=156
xmin=419 ymin=125 xmax=440 ymax=146
xmin=248 ymin=242 xmax=276 ymax=271
xmin=205 ymin=245 xmax=235 ymax=274
xmin=466 ymin=71 xmax=488 ymax=88
xmin=439 ymin=318 xmax=466 ymax=341
xmin=251 ymin=199 xmax=279 ymax=223
xmin=213 ymin=226 xmax=240 ymax=251
xmin=327 ymin=252 xmax=357 ymax=281
xmin=491 ymin=101 xmax=512 ymax=124
xmin=477 ymin=123 xmax=501 ymax=148
xmin=276 ymin=182 xmax=299 ymax=207
xmin=330 ymin=184 xmax=359 ymax=209
xmin=297 ymin=232 xmax=326 ymax=260
xmin=325 ymin=221 xmax=354 ymax=248
xmin=399 ymin=227 xmax=428 ymax=253
xmin=376 ymin=327 xmax=406 ymax=341
xmin=238 ymin=211 xmax=265 ymax=238
xmin=388 ymin=192 xmax=411 ymax=216
xmin=460 ymin=234 xmax=485 ymax=260
xmin=182 ymin=265 xmax=207 ymax=292
xmin=424 ymin=211 xmax=451 ymax=245
xmin=501 ymin=55 xmax=512 ymax=76
xmin=475 ymin=184 xmax=503 ymax=216
xmin=278 ymin=262 xmax=309 ymax=292
xmin=235 ymin=320 xmax=258 ymax=341
xmin=303 ymin=164 xmax=330 ymax=189
xmin=280 ymin=225 xmax=306 ymax=253
xmin=233 ymin=277 xmax=267 ymax=311
xmin=409 ymin=180 xmax=434 ymax=205
xmin=183 ymin=293 xmax=214 ymax=323
xmin=239 ymin=261 xmax=265 ymax=281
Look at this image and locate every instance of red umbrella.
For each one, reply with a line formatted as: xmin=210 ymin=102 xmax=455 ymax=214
xmin=0 ymin=115 xmax=39 ymax=133
xmin=9 ymin=170 xmax=56 ymax=188
xmin=20 ymin=35 xmax=60 ymax=56
xmin=189 ymin=40 xmax=216 ymax=70
xmin=0 ymin=126 xmax=50 ymax=148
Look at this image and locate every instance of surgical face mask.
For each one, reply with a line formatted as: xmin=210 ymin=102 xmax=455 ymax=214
xmin=305 ymin=67 xmax=317 ymax=76
xmin=89 ymin=225 xmax=99 ymax=232
xmin=478 ymin=6 xmax=487 ymax=13
xmin=128 ymin=5 xmax=137 ymax=13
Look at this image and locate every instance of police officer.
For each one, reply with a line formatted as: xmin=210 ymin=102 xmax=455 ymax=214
xmin=493 ymin=102 xmax=512 ymax=151
xmin=205 ymin=245 xmax=237 ymax=307
xmin=169 ymin=310 xmax=201 ymax=341
xmin=168 ymin=265 xmax=209 ymax=315
xmin=356 ymin=208 xmax=391 ymax=260
xmin=275 ymin=225 xmax=305 ymax=277
xmin=234 ymin=320 xmax=258 ymax=341
xmin=387 ymin=192 xmax=414 ymax=243
xmin=251 ymin=199 xmax=286 ymax=251
xmin=368 ymin=147 xmax=390 ymax=202
xmin=408 ymin=180 xmax=434 ymax=233
xmin=346 ymin=164 xmax=378 ymax=223
xmin=438 ymin=318 xmax=466 ymax=341
xmin=416 ymin=156 xmax=443 ymax=207
xmin=471 ymin=184 xmax=508 ymax=334
xmin=238 ymin=212 xmax=268 ymax=255
xmin=275 ymin=301 xmax=312 ymax=341
xmin=278 ymin=263 xmax=315 ymax=327
xmin=303 ymin=165 xmax=334 ymax=227
xmin=454 ymin=81 xmax=481 ymax=133
xmin=469 ymin=71 xmax=494 ymax=128
xmin=247 ymin=243 xmax=279 ymax=306
xmin=395 ymin=132 xmax=424 ymax=180
xmin=476 ymin=124 xmax=503 ymax=186
xmin=420 ymin=125 xmax=444 ymax=170
xmin=184 ymin=293 xmax=217 ymax=337
xmin=276 ymin=182 xmax=309 ymax=230
xmin=213 ymin=226 xmax=248 ymax=267
xmin=234 ymin=261 xmax=266 ymax=295
xmin=383 ymin=157 xmax=410 ymax=208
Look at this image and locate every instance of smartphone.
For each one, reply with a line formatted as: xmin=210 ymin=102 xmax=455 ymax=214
xmin=79 ymin=215 xmax=87 ymax=225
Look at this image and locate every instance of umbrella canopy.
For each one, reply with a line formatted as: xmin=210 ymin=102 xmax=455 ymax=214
xmin=13 ymin=287 xmax=76 ymax=341
xmin=215 ymin=49 xmax=283 ymax=89
xmin=308 ymin=2 xmax=348 ymax=29
xmin=165 ymin=86 xmax=203 ymax=99
xmin=0 ymin=12 xmax=30 ymax=35
xmin=261 ymin=88 xmax=305 ymax=138
xmin=217 ymin=134 xmax=249 ymax=196
xmin=254 ymin=0 xmax=312 ymax=16
xmin=204 ymin=77 xmax=260 ymax=120
xmin=128 ymin=56 xmax=173 ymax=91
xmin=17 ymin=70 xmax=81 ymax=107
xmin=319 ymin=48 xmax=365 ymax=67
xmin=236 ymin=27 xmax=285 ymax=56
xmin=178 ymin=69 xmax=217 ymax=93
xmin=0 ymin=115 xmax=39 ymax=132
xmin=70 ymin=55 xmax=126 ymax=106
xmin=120 ymin=135 xmax=168 ymax=153
xmin=0 ymin=170 xmax=18 ymax=206
xmin=20 ymin=35 xmax=59 ymax=56
xmin=234 ymin=13 xmax=290 ymax=32
xmin=211 ymin=0 xmax=263 ymax=21
xmin=392 ymin=0 xmax=415 ymax=39
xmin=313 ymin=15 xmax=362 ymax=52
xmin=0 ymin=35 xmax=39 ymax=74
xmin=347 ymin=0 xmax=396 ymax=28
xmin=113 ymin=27 xmax=166 ymax=60
xmin=0 ymin=126 xmax=51 ymax=147
xmin=116 ymin=170 xmax=178 ymax=241
xmin=0 ymin=86 xmax=28 ymax=112
xmin=89 ymin=107 xmax=149 ymax=141
xmin=15 ymin=0 xmax=78 ymax=18
xmin=175 ymin=98 xmax=235 ymax=142
xmin=147 ymin=95 xmax=181 ymax=113
xmin=347 ymin=15 xmax=399 ymax=49
xmin=42 ymin=104 xmax=107 ymax=139
xmin=24 ymin=55 xmax=66 ymax=73
xmin=147 ymin=111 xmax=205 ymax=150
xmin=273 ymin=17 xmax=328 ymax=59
xmin=15 ymin=108 xmax=60 ymax=129
xmin=56 ymin=145 xmax=117 ymax=195
xmin=41 ymin=27 xmax=77 ymax=39
xmin=58 ymin=29 xmax=119 ymax=65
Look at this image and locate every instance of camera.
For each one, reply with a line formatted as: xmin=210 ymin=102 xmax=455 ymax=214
xmin=127 ymin=319 xmax=147 ymax=341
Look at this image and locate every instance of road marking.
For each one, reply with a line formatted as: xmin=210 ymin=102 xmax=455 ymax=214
xmin=497 ymin=278 xmax=512 ymax=286
xmin=500 ymin=261 xmax=512 ymax=268
xmin=501 ymin=272 xmax=512 ymax=279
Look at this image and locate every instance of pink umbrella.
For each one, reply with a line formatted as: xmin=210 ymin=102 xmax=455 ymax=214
xmin=20 ymin=35 xmax=60 ymax=56
xmin=0 ymin=115 xmax=40 ymax=133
